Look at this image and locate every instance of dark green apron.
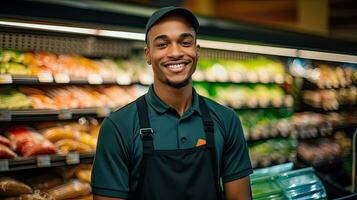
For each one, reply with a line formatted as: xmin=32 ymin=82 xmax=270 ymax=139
xmin=129 ymin=95 xmax=222 ymax=200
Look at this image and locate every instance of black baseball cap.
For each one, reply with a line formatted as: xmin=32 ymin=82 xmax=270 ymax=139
xmin=145 ymin=6 xmax=199 ymax=43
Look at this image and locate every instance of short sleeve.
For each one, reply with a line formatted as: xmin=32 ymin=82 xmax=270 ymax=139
xmin=91 ymin=117 xmax=131 ymax=198
xmin=221 ymin=111 xmax=253 ymax=183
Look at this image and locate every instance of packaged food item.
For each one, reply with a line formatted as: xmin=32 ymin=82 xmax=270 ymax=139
xmin=42 ymin=127 xmax=77 ymax=142
xmin=27 ymin=174 xmax=64 ymax=191
xmin=0 ymin=177 xmax=33 ymax=197
xmin=55 ymin=139 xmax=92 ymax=154
xmin=8 ymin=126 xmax=57 ymax=157
xmin=0 ymin=144 xmax=18 ymax=159
xmin=0 ymin=135 xmax=10 ymax=146
xmin=13 ymin=192 xmax=49 ymax=200
xmin=46 ymin=180 xmax=91 ymax=200
xmin=75 ymin=168 xmax=92 ymax=183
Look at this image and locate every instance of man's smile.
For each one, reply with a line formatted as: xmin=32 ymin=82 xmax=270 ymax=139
xmin=163 ymin=61 xmax=190 ymax=73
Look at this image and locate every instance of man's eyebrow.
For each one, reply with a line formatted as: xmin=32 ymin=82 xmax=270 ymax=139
xmin=179 ymin=33 xmax=194 ymax=39
xmin=153 ymin=35 xmax=168 ymax=42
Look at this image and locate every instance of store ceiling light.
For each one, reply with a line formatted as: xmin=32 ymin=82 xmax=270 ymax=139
xmin=298 ymin=50 xmax=357 ymax=64
xmin=197 ymin=39 xmax=297 ymax=57
xmin=98 ymin=30 xmax=145 ymax=41
xmin=0 ymin=21 xmax=97 ymax=35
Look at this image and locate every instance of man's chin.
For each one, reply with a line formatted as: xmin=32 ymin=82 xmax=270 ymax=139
xmin=165 ymin=78 xmax=191 ymax=89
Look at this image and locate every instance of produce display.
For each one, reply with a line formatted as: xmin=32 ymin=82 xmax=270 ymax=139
xmin=297 ymin=131 xmax=352 ymax=166
xmin=0 ymin=85 xmax=137 ymax=110
xmin=290 ymin=60 xmax=356 ymax=88
xmin=8 ymin=126 xmax=57 ymax=157
xmin=302 ymin=87 xmax=357 ymax=110
xmin=248 ymin=137 xmax=297 ymax=168
xmin=0 ymin=164 xmax=92 ymax=199
xmin=0 ymin=118 xmax=99 ymax=159
xmin=194 ymin=82 xmax=293 ymax=108
xmin=0 ymin=50 xmax=153 ymax=84
xmin=237 ymin=109 xmax=293 ymax=139
xmin=194 ymin=57 xmax=287 ymax=83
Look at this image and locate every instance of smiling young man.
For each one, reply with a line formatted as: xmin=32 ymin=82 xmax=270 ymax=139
xmin=92 ymin=6 xmax=253 ymax=200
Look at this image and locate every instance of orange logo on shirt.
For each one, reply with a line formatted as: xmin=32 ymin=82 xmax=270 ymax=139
xmin=196 ymin=138 xmax=206 ymax=147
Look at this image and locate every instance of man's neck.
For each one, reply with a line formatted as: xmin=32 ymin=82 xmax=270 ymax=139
xmin=153 ymin=80 xmax=192 ymax=117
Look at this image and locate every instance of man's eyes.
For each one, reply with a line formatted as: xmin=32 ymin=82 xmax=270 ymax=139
xmin=155 ymin=40 xmax=193 ymax=48
xmin=181 ymin=41 xmax=192 ymax=46
xmin=156 ymin=43 xmax=167 ymax=48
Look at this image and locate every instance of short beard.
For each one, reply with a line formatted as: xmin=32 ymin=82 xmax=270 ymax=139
xmin=165 ymin=77 xmax=191 ymax=89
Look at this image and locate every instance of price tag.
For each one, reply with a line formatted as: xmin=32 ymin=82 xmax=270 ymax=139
xmin=116 ymin=74 xmax=131 ymax=85
xmin=66 ymin=152 xmax=80 ymax=165
xmin=88 ymin=74 xmax=103 ymax=85
xmin=0 ymin=110 xmax=11 ymax=121
xmin=0 ymin=74 xmax=12 ymax=84
xmin=37 ymin=72 xmax=53 ymax=83
xmin=54 ymin=73 xmax=70 ymax=83
xmin=59 ymin=110 xmax=72 ymax=120
xmin=37 ymin=155 xmax=51 ymax=167
xmin=96 ymin=107 xmax=111 ymax=117
xmin=0 ymin=160 xmax=9 ymax=171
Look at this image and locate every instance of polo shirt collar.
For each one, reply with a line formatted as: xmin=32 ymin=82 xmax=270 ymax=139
xmin=145 ymin=85 xmax=202 ymax=115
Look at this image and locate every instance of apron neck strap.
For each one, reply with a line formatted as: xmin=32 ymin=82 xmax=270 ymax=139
xmin=198 ymin=96 xmax=215 ymax=148
xmin=136 ymin=95 xmax=154 ymax=154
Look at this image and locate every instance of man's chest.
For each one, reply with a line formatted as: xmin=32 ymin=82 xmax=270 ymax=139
xmin=143 ymin=114 xmax=225 ymax=151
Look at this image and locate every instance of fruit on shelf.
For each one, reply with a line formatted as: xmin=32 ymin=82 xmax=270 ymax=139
xmin=237 ymin=109 xmax=293 ymax=139
xmin=297 ymin=135 xmax=351 ymax=166
xmin=302 ymin=87 xmax=357 ymax=110
xmin=0 ymin=143 xmax=18 ymax=159
xmin=5 ymin=85 xmax=138 ymax=110
xmin=0 ymin=87 xmax=32 ymax=109
xmin=0 ymin=177 xmax=33 ymax=197
xmin=194 ymin=82 xmax=292 ymax=108
xmin=249 ymin=138 xmax=297 ymax=168
xmin=7 ymin=125 xmax=57 ymax=157
xmin=195 ymin=56 xmax=286 ymax=83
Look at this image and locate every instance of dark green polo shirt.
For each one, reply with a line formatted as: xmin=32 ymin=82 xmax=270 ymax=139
xmin=91 ymin=86 xmax=253 ymax=198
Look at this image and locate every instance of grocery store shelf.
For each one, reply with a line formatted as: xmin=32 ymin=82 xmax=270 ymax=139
xmin=0 ymin=74 xmax=134 ymax=85
xmin=246 ymin=133 xmax=291 ymax=142
xmin=0 ymin=152 xmax=94 ymax=172
xmin=0 ymin=107 xmax=114 ymax=121
xmin=296 ymin=154 xmax=351 ymax=168
xmin=299 ymin=103 xmax=357 ymax=113
xmin=302 ymin=78 xmax=357 ymax=90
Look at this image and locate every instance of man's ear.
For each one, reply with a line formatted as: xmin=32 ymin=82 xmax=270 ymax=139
xmin=196 ymin=44 xmax=201 ymax=58
xmin=144 ymin=46 xmax=151 ymax=65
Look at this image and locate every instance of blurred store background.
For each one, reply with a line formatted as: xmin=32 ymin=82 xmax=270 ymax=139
xmin=0 ymin=0 xmax=356 ymax=199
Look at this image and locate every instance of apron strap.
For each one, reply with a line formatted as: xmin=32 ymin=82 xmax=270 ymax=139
xmin=198 ymin=96 xmax=222 ymax=200
xmin=136 ymin=95 xmax=154 ymax=155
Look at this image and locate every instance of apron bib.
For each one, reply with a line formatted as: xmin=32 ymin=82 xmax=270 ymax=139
xmin=129 ymin=95 xmax=222 ymax=200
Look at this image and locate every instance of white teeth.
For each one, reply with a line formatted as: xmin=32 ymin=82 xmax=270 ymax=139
xmin=167 ymin=64 xmax=184 ymax=69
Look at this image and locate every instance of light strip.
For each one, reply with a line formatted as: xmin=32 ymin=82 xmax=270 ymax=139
xmin=1 ymin=20 xmax=357 ymax=62
xmin=0 ymin=21 xmax=97 ymax=35
xmin=298 ymin=50 xmax=357 ymax=64
xmin=98 ymin=30 xmax=144 ymax=41
xmin=198 ymin=39 xmax=297 ymax=57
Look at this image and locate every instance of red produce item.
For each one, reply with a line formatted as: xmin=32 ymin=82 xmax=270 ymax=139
xmin=0 ymin=135 xmax=10 ymax=146
xmin=0 ymin=144 xmax=17 ymax=159
xmin=8 ymin=126 xmax=57 ymax=157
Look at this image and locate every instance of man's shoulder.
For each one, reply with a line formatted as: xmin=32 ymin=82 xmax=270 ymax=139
xmin=108 ymin=99 xmax=138 ymax=125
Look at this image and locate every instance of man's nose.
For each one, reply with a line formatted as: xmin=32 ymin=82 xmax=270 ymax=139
xmin=168 ymin=43 xmax=184 ymax=59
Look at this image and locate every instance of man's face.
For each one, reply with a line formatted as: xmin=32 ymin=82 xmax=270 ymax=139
xmin=144 ymin=14 xmax=200 ymax=89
